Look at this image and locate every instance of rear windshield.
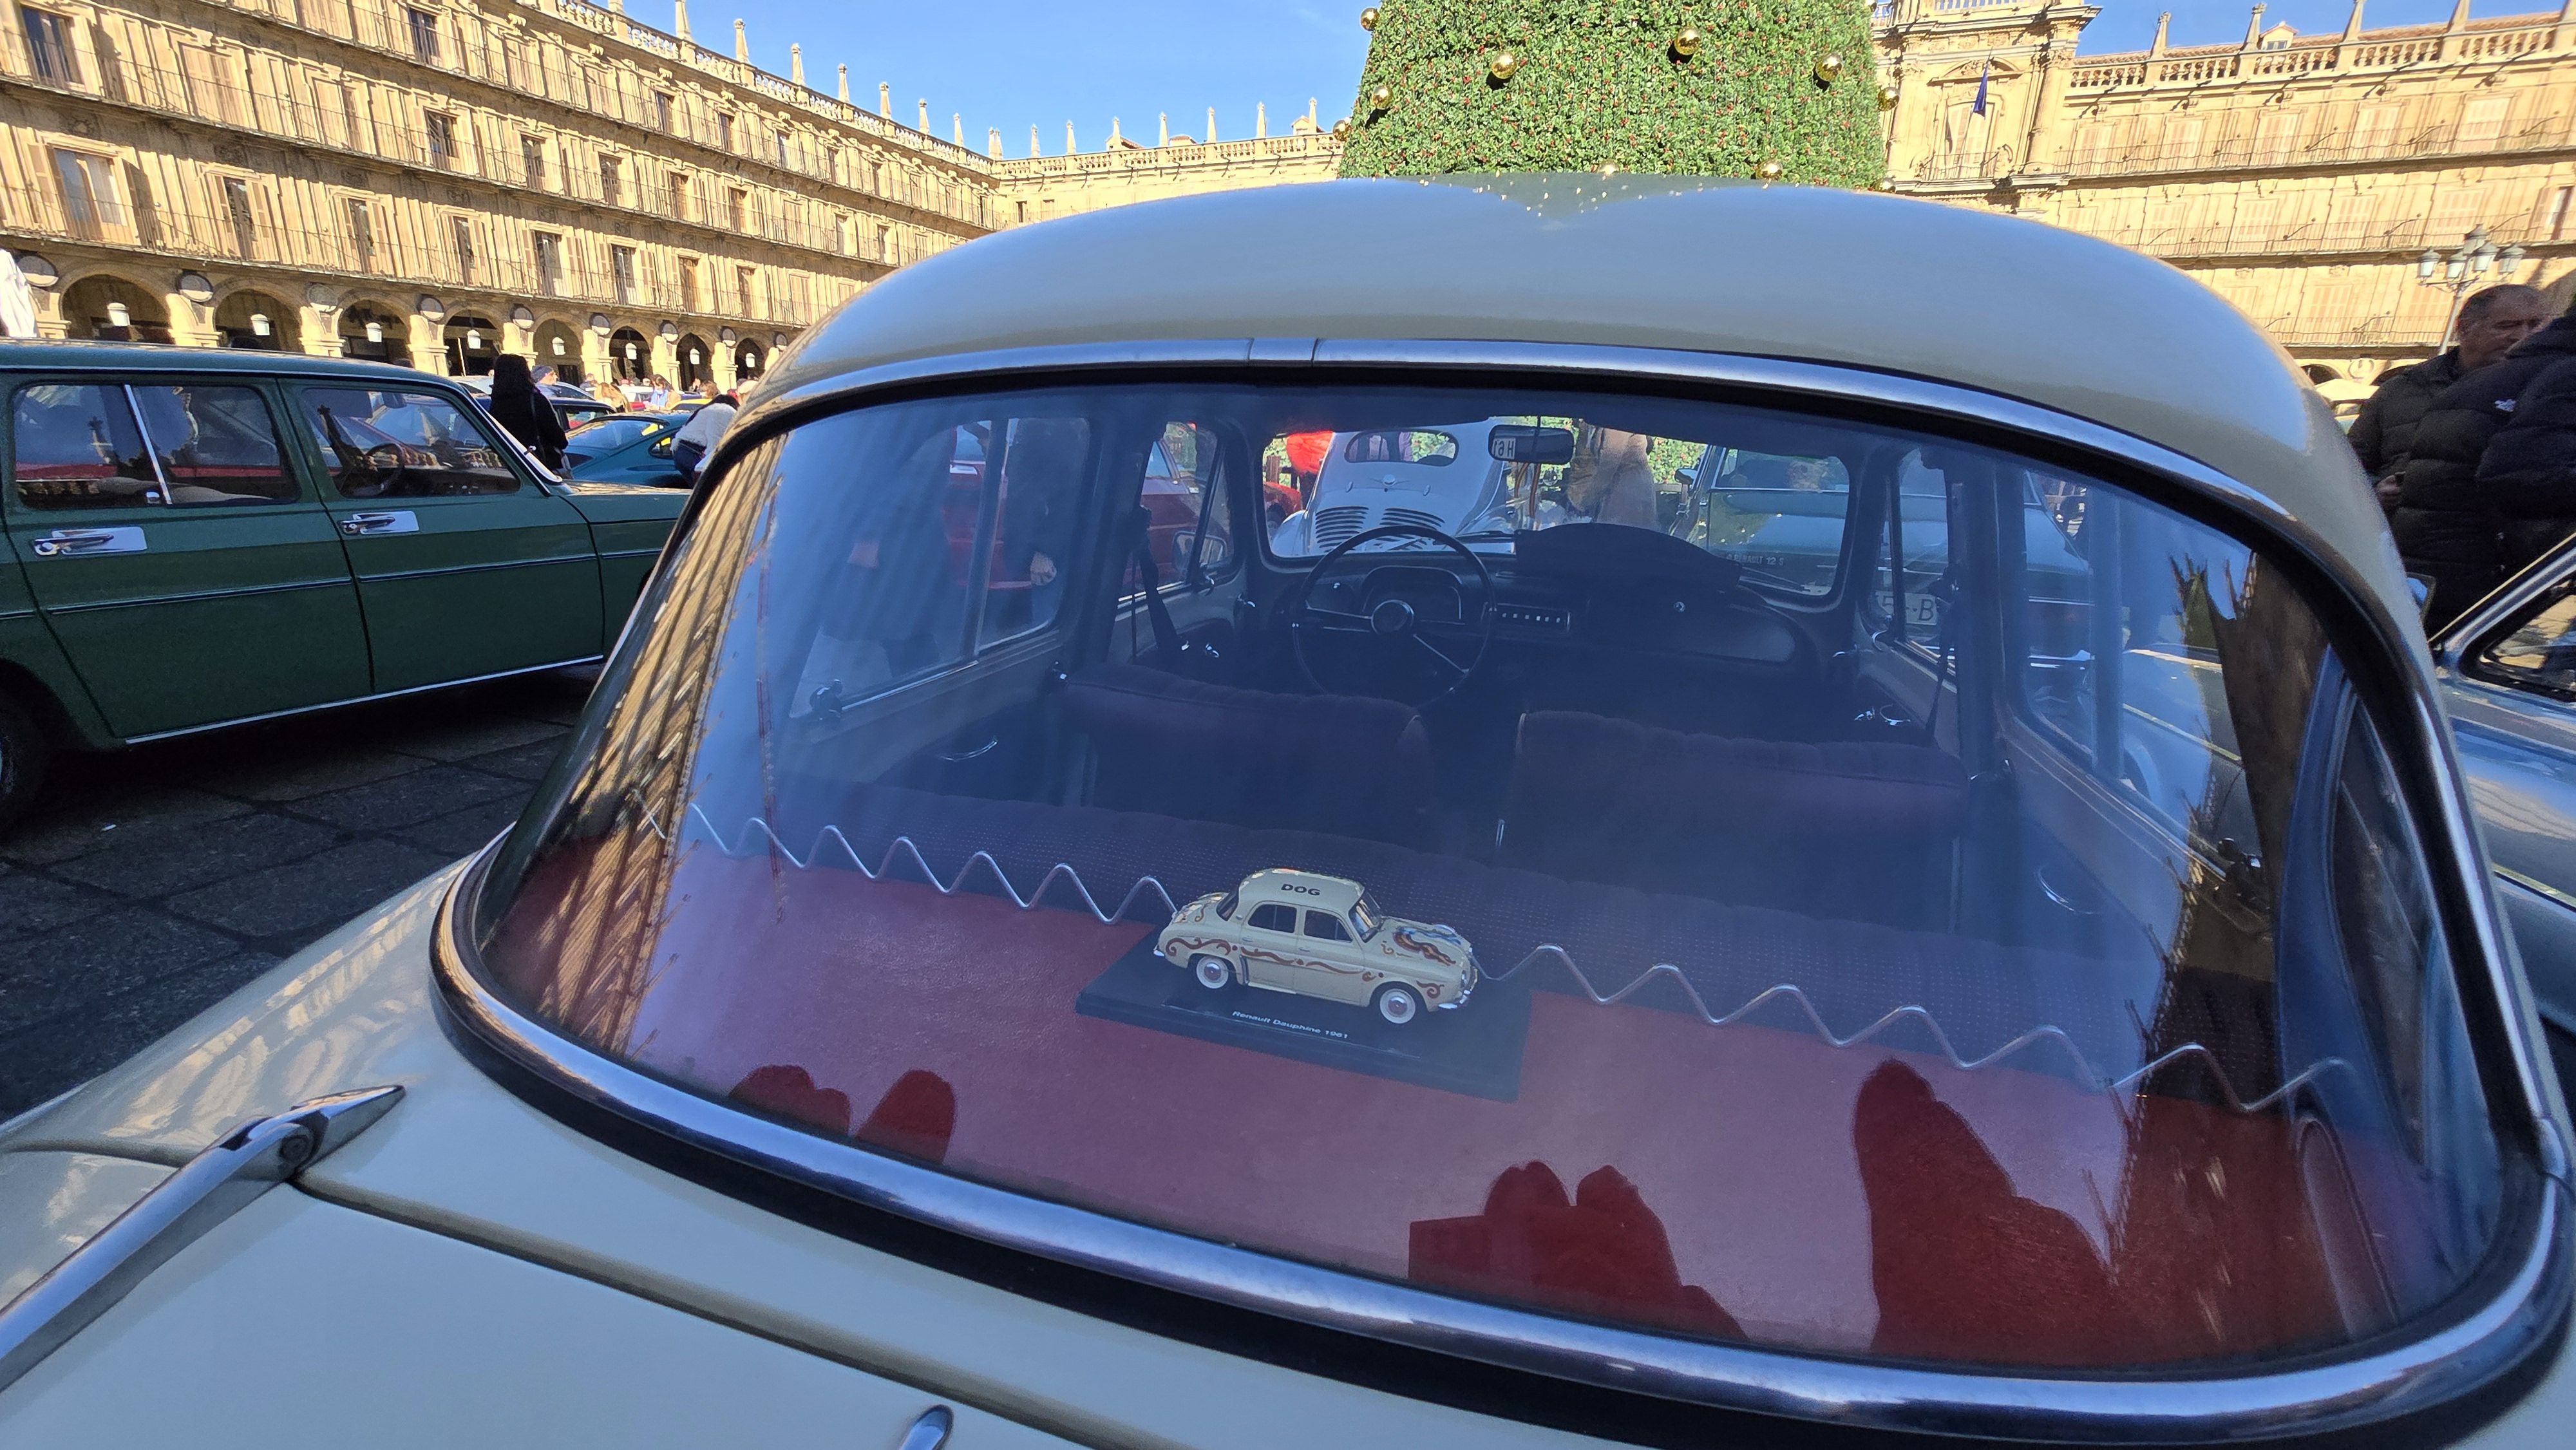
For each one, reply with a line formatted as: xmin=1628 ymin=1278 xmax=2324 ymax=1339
xmin=478 ymin=382 xmax=2506 ymax=1375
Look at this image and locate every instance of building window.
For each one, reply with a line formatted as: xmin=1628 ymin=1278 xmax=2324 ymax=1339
xmin=612 ymin=244 xmax=638 ymax=303
xmin=600 ymin=153 xmax=621 ymax=207
xmin=1016 ymin=200 xmax=1027 ymax=223
xmin=737 ymin=265 xmax=759 ymax=318
xmin=533 ymin=231 xmax=563 ymax=296
xmin=716 ymin=111 xmax=735 ymax=150
xmin=346 ymin=198 xmax=377 ymax=271
xmin=520 ymin=134 xmax=546 ymax=190
xmin=875 ymin=223 xmax=892 ymax=261
xmin=52 ymin=150 xmax=125 ymax=239
xmin=450 ymin=216 xmax=477 ymax=281
xmin=653 ymin=90 xmax=674 ymax=133
xmin=21 ymin=8 xmax=77 ymax=86
xmin=223 ymin=176 xmax=258 ymax=258
xmin=2549 ymin=187 xmax=2573 ymax=242
xmin=666 ymin=169 xmax=688 ymax=219
xmin=404 ymin=6 xmax=439 ymax=65
xmin=727 ymin=187 xmax=748 ymax=232
xmin=425 ymin=110 xmax=455 ymax=169
xmin=775 ymin=131 xmax=792 ymax=169
xmin=679 ymin=255 xmax=701 ymax=312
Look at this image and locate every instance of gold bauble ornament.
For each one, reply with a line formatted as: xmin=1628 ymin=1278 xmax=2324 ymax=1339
xmin=1672 ymin=26 xmax=1703 ymax=59
xmin=1815 ymin=53 xmax=1844 ymax=84
xmin=1757 ymin=160 xmax=1785 ymax=182
xmin=1877 ymin=84 xmax=1900 ymax=111
xmin=1359 ymin=6 xmax=1378 ymax=31
xmin=1368 ymin=82 xmax=1394 ymax=111
xmin=1489 ymin=51 xmax=1520 ymax=81
xmin=1332 ymin=117 xmax=1353 ymax=140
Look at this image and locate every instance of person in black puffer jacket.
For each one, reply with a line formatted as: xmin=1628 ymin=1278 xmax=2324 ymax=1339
xmin=2352 ymin=284 xmax=2544 ymax=497
xmin=2395 ymin=306 xmax=2576 ymax=626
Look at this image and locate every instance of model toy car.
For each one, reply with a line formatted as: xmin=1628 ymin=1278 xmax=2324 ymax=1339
xmin=2 ymin=181 xmax=2568 ymax=1449
xmin=1158 ymin=869 xmax=1477 ymax=1024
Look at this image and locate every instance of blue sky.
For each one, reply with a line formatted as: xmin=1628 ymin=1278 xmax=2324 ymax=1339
xmin=700 ymin=1 xmax=2505 ymax=159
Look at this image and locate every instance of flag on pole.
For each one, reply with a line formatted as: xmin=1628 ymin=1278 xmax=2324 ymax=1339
xmin=1971 ymin=62 xmax=1990 ymax=117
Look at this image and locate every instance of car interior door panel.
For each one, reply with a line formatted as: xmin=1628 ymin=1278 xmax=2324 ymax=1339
xmin=3 ymin=377 xmax=370 ymax=738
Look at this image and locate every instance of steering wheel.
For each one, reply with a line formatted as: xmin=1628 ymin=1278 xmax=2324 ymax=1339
xmin=1285 ymin=523 xmax=1495 ymax=706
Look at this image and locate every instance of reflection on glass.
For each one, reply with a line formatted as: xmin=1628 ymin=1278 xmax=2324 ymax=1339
xmin=478 ymin=383 xmax=2510 ymax=1375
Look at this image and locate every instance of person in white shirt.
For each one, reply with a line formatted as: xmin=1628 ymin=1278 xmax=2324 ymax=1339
xmin=670 ymin=391 xmax=737 ymax=484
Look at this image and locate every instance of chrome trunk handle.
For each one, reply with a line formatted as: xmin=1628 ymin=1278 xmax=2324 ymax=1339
xmin=0 ymin=1085 xmax=402 ymax=1394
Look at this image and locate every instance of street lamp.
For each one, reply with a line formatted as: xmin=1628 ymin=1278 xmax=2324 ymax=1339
xmin=2420 ymin=225 xmax=2527 ymax=350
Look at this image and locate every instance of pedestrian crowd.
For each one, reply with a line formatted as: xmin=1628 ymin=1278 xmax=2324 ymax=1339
xmin=460 ymin=355 xmax=741 ymax=486
xmin=2354 ymin=281 xmax=2576 ymax=626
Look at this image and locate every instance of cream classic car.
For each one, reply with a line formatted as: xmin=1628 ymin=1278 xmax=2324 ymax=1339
xmin=1159 ymin=869 xmax=1477 ymax=1022
xmin=1 ymin=177 xmax=2570 ymax=1448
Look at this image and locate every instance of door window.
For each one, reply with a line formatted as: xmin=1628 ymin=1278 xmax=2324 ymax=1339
xmin=2473 ymin=581 xmax=2576 ymax=697
xmin=1302 ymin=910 xmax=1352 ymax=943
xmin=1123 ymin=423 xmax=1233 ymax=596
xmin=978 ymin=415 xmax=1094 ymax=647
xmin=10 ymin=384 xmax=160 ymax=508
xmin=1245 ymin=903 xmax=1295 ymax=933
xmin=128 ymin=385 xmax=297 ymax=504
xmin=298 ymin=388 xmax=518 ymax=498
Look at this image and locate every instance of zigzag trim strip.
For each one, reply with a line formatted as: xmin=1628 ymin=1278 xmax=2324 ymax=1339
xmin=647 ymin=805 xmax=2351 ymax=1113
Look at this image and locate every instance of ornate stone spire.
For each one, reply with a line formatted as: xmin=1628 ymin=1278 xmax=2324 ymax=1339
xmin=918 ymin=97 xmax=929 ymax=132
xmin=1158 ymin=112 xmax=1169 ymax=146
xmin=790 ymin=43 xmax=804 ymax=88
xmin=952 ymin=112 xmax=963 ymax=146
xmin=987 ymin=126 xmax=1001 ymax=157
xmin=1030 ymin=124 xmax=1041 ymax=156
xmin=837 ymin=64 xmax=849 ymax=103
xmin=2341 ymin=0 xmax=2366 ymax=41
xmin=2150 ymin=12 xmax=2171 ymax=55
xmin=1257 ymin=101 xmax=1267 ymax=138
xmin=673 ymin=0 xmax=689 ymax=42
xmin=733 ymin=17 xmax=748 ymax=63
xmin=1207 ymin=106 xmax=1217 ymax=142
xmin=2242 ymin=4 xmax=2266 ymax=46
xmin=878 ymin=82 xmax=891 ymax=117
xmin=1066 ymin=119 xmax=1077 ymax=153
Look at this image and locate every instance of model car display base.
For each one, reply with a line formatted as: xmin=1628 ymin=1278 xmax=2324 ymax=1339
xmin=1075 ymin=940 xmax=1532 ymax=1102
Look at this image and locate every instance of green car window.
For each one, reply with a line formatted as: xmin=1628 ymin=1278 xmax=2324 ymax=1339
xmin=129 ymin=385 xmax=298 ymax=505
xmin=10 ymin=383 xmax=160 ymax=509
xmin=298 ymin=387 xmax=518 ymax=498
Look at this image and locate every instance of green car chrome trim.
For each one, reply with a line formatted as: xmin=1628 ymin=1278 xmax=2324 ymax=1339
xmin=39 ymin=577 xmax=353 ymax=615
xmin=363 ymin=554 xmax=603 ymax=585
xmin=596 ymin=547 xmax=665 ymax=560
xmin=119 ymin=656 xmax=604 ymax=745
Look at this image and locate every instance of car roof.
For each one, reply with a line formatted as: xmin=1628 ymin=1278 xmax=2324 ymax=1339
xmin=773 ymin=176 xmax=2400 ymax=625
xmin=1242 ymin=869 xmax=1362 ymax=909
xmin=0 ymin=338 xmax=464 ymax=388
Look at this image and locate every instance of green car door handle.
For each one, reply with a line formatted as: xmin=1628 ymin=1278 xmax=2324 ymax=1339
xmin=339 ymin=511 xmax=419 ymax=536
xmin=30 ymin=527 xmax=146 ymax=558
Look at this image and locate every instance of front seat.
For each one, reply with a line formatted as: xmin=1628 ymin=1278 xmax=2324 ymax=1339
xmin=1058 ymin=663 xmax=1436 ymax=848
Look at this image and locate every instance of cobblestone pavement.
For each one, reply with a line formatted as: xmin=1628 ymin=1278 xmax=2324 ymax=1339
xmin=0 ymin=670 xmax=592 ymax=1116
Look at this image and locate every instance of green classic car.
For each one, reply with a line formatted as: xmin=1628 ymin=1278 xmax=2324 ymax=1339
xmin=0 ymin=341 xmax=685 ymax=824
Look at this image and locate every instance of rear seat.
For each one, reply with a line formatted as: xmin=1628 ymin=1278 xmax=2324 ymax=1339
xmin=1499 ymin=710 xmax=1971 ymax=929
xmin=747 ymin=780 xmax=2184 ymax=1092
xmin=1058 ymin=664 xmax=1436 ymax=848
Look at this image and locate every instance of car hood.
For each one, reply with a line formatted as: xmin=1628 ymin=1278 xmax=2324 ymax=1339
xmin=0 ymin=868 xmax=1602 ymax=1450
xmin=554 ymin=478 xmax=684 ymax=525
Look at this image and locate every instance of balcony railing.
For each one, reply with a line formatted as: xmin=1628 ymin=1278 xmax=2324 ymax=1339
xmin=2059 ymin=112 xmax=2576 ymax=178
xmin=0 ymin=175 xmax=835 ymax=328
xmin=2081 ymin=213 xmax=2551 ymax=261
xmin=2068 ymin=15 xmax=2561 ymax=92
xmin=2262 ymin=312 xmax=2448 ymax=349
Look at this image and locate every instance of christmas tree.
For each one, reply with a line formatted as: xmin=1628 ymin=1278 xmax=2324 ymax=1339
xmin=1336 ymin=1 xmax=1883 ymax=185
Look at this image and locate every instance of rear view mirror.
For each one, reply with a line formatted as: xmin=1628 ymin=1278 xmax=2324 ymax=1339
xmin=1489 ymin=425 xmax=1575 ymax=465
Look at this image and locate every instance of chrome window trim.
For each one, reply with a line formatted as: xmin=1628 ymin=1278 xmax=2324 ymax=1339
xmin=446 ymin=338 xmax=2573 ymax=1441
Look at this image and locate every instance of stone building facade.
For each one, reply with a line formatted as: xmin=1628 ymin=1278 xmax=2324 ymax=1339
xmin=8 ymin=0 xmax=2576 ymax=395
xmin=1879 ymin=0 xmax=2576 ymax=388
xmin=0 ymin=0 xmax=996 ymax=390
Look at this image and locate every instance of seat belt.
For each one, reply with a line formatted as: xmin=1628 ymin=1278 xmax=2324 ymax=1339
xmin=1128 ymin=505 xmax=1188 ymax=672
